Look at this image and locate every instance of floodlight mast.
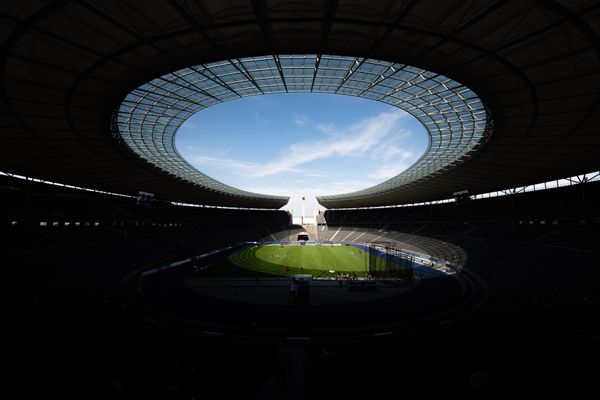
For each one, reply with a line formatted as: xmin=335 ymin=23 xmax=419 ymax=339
xmin=301 ymin=196 xmax=305 ymax=225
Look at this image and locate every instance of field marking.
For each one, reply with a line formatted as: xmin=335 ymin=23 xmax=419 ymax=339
xmin=340 ymin=228 xmax=357 ymax=242
xmin=329 ymin=227 xmax=341 ymax=241
xmin=250 ymin=244 xmax=368 ymax=274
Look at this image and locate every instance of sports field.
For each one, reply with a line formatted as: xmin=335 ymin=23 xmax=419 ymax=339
xmin=202 ymin=244 xmax=369 ymax=278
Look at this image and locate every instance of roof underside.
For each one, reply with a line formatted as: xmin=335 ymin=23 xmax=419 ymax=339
xmin=1 ymin=0 xmax=599 ymax=209
xmin=117 ymin=55 xmax=489 ymax=206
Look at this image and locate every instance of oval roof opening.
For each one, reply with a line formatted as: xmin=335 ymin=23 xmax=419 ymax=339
xmin=115 ymin=55 xmax=491 ymax=209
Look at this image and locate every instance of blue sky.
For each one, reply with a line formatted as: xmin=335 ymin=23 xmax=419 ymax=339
xmin=176 ymin=93 xmax=428 ymax=216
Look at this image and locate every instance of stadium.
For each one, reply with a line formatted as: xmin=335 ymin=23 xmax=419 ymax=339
xmin=2 ymin=1 xmax=599 ymax=398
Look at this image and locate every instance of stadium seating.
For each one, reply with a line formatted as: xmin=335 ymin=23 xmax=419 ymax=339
xmin=4 ymin=175 xmax=599 ymax=399
xmin=321 ymin=182 xmax=600 ymax=342
xmin=1 ymin=175 xmax=292 ymax=303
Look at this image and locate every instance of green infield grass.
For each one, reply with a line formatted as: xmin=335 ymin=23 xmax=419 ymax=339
xmin=200 ymin=244 xmax=369 ymax=278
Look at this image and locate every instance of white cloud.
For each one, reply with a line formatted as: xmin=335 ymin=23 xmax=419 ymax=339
xmin=372 ymin=131 xmax=413 ymax=162
xmin=183 ymin=109 xmax=408 ymax=178
xmin=182 ymin=154 xmax=303 ymax=176
xmin=369 ymin=163 xmax=411 ymax=180
xmin=179 ymin=107 xmax=425 ymax=216
xmin=303 ymin=171 xmax=327 ymax=178
xmin=292 ymin=113 xmax=311 ymax=126
xmin=367 ymin=130 xmax=420 ymax=180
xmin=255 ymin=111 xmax=274 ymax=125
xmin=368 ymin=150 xmax=417 ymax=180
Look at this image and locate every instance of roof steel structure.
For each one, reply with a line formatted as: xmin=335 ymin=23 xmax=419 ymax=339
xmin=117 ymin=55 xmax=490 ymax=205
xmin=1 ymin=0 xmax=599 ymax=209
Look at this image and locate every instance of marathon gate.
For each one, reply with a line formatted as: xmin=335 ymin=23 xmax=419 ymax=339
xmin=365 ymin=242 xmax=413 ymax=280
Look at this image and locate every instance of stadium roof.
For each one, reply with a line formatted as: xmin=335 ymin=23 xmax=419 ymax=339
xmin=1 ymin=0 xmax=599 ymax=209
xmin=117 ymin=55 xmax=489 ymax=205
